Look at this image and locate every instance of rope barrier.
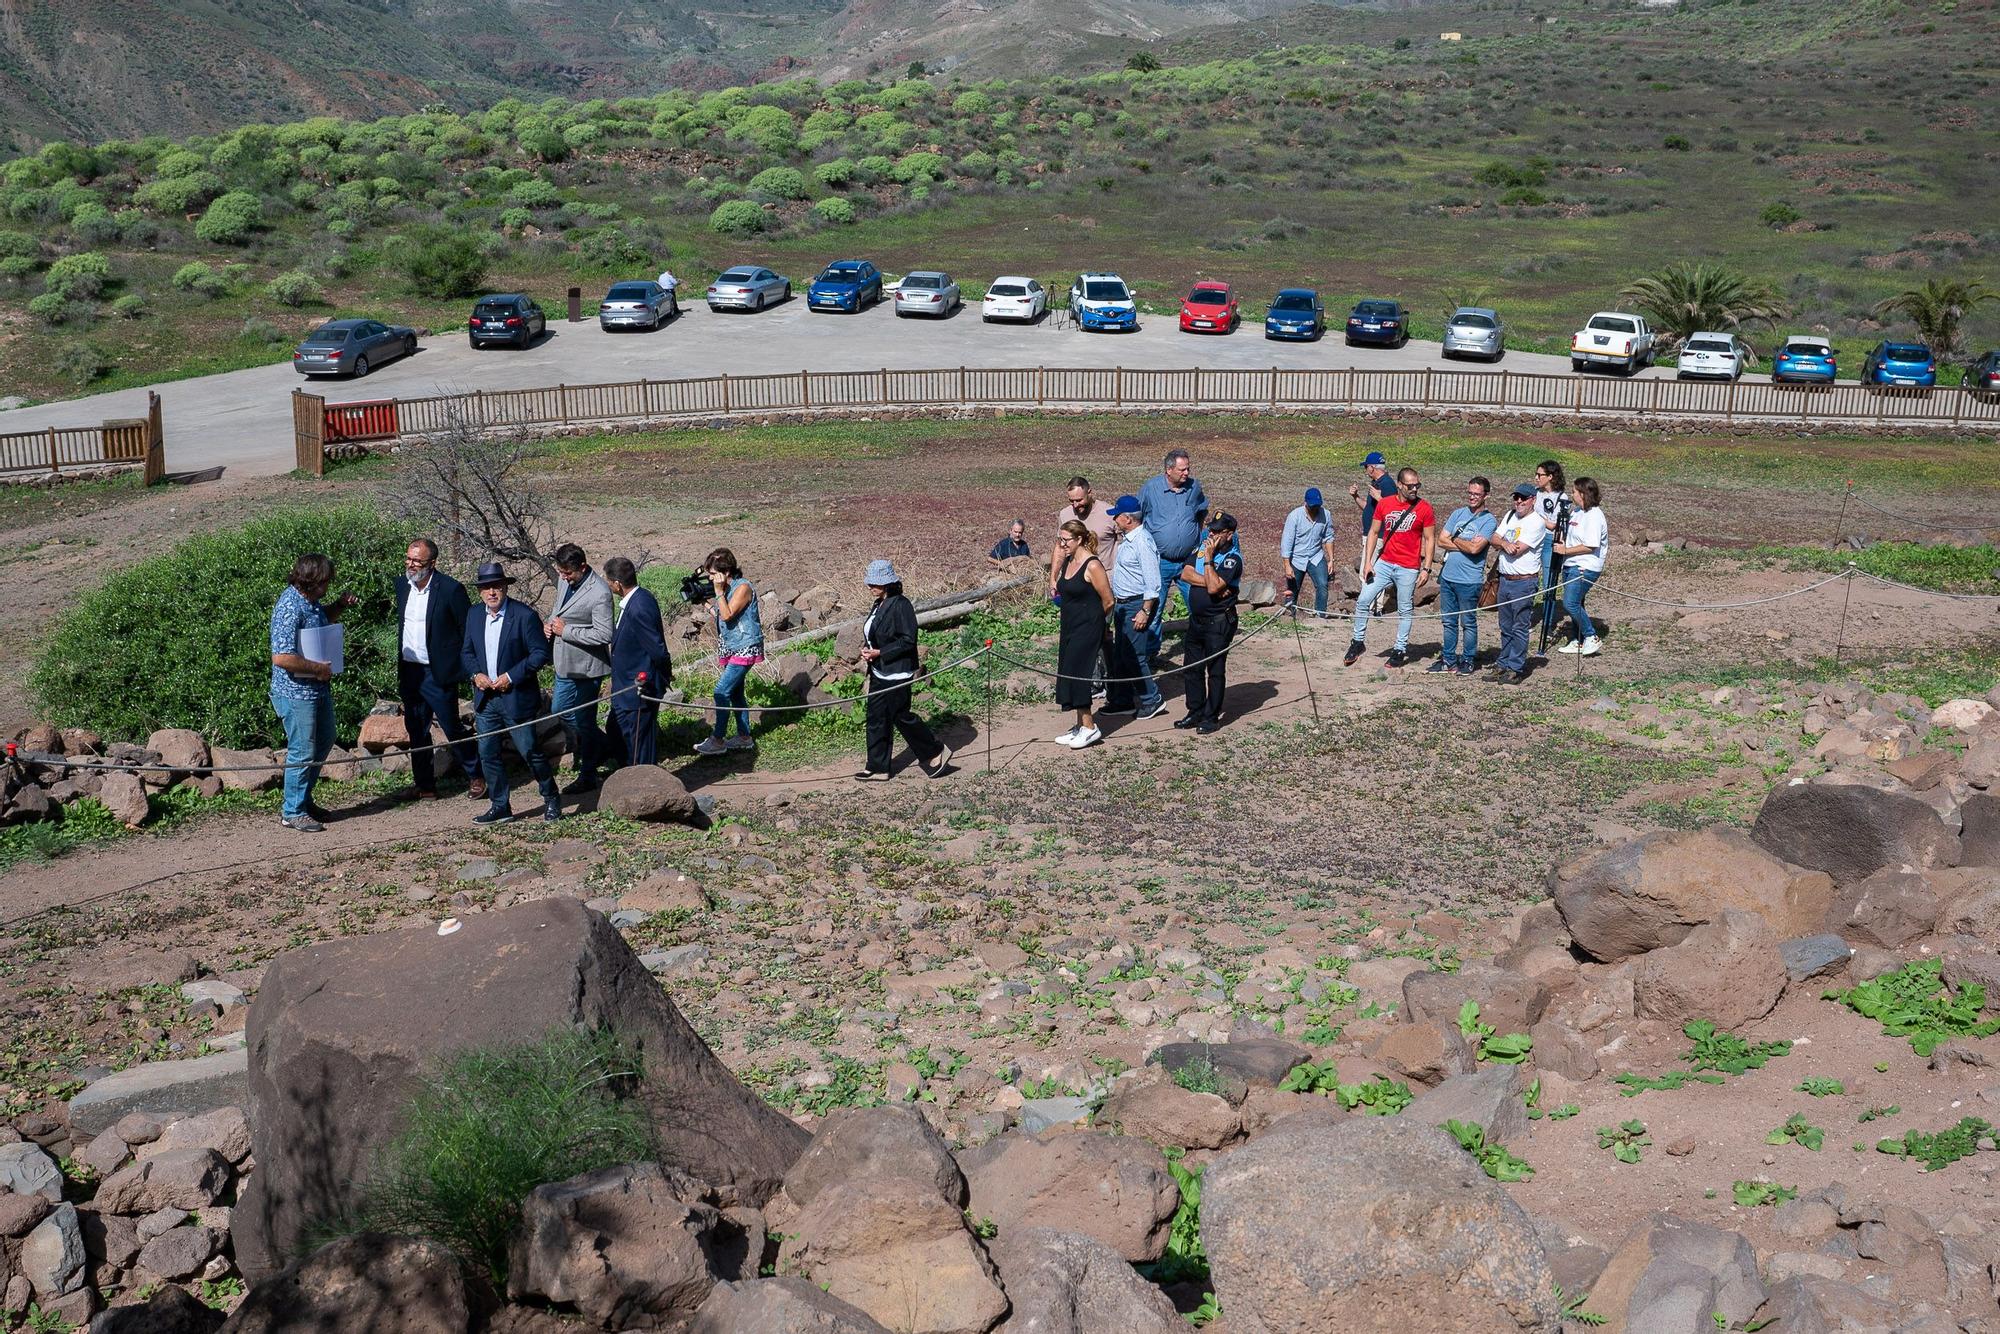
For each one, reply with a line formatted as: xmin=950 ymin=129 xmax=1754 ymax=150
xmin=987 ymin=608 xmax=1291 ymax=684
xmin=637 ymin=650 xmax=987 ymax=714
xmin=1843 ymin=486 xmax=2000 ymax=535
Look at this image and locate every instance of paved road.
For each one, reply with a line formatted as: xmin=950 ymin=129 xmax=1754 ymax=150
xmin=0 ymin=298 xmax=1883 ymax=479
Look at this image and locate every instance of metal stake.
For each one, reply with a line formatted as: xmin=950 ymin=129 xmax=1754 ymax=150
xmin=984 ymin=641 xmax=994 ymax=773
xmin=1290 ymin=607 xmax=1323 ymax=728
xmin=1833 ymin=566 xmax=1857 ymax=667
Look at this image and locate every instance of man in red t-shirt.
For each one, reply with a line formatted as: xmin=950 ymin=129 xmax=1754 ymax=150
xmin=1344 ymin=467 xmax=1436 ymax=669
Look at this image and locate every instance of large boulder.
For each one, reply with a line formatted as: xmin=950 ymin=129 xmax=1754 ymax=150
xmin=508 ymin=1162 xmax=740 ymax=1327
xmin=1586 ymin=1213 xmax=1766 ymax=1331
xmin=234 ymin=897 xmax=808 ymax=1277
xmin=690 ymin=1278 xmax=890 ymax=1333
xmin=1201 ymin=1113 xmax=1559 ymax=1332
xmin=210 ymin=747 xmax=281 ymax=794
xmin=100 ymin=770 xmax=151 ymax=826
xmin=1825 ymin=867 xmax=1939 ymax=947
xmin=776 ymin=1176 xmax=1009 ymax=1334
xmin=217 ymin=1234 xmax=476 ymax=1334
xmin=784 ymin=1105 xmax=965 ymax=1211
xmin=22 ymin=1202 xmax=85 ymax=1298
xmin=597 ymin=766 xmax=700 ymax=824
xmin=1405 ymin=1067 xmax=1528 ymax=1146
xmin=1551 ymin=829 xmax=1833 ymax=962
xmin=94 ymin=1149 xmax=231 ymax=1215
xmin=1632 ymin=910 xmax=1786 ymax=1028
xmin=1751 ymin=781 xmax=1959 ymax=885
xmin=1366 ymin=1021 xmax=1475 ymax=1088
xmin=1402 ymin=964 xmax=1550 ymax=1037
xmin=68 ymin=1049 xmax=250 ymax=1137
xmin=988 ymin=1227 xmax=1184 ymax=1334
xmin=1955 ymin=793 xmax=2000 ymax=868
xmin=145 ymin=729 xmax=210 ymax=777
xmin=958 ymin=1130 xmax=1180 ymax=1263
xmin=1095 ymin=1078 xmax=1241 ymax=1151
xmin=87 ymin=1282 xmax=226 ymax=1333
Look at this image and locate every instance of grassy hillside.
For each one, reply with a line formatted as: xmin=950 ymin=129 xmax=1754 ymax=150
xmin=0 ymin=0 xmax=1993 ymax=403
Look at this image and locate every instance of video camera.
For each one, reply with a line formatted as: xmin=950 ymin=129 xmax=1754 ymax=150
xmin=680 ymin=571 xmax=716 ymax=605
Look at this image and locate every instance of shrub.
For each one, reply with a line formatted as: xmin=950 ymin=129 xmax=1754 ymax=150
xmin=332 ymin=1028 xmax=653 ymax=1283
xmin=1127 ymin=52 xmax=1161 ymax=72
xmin=26 ymin=291 xmax=69 ymax=324
xmin=194 ymin=190 xmax=264 ymax=244
xmin=0 ymin=230 xmax=36 ymax=259
xmin=747 ymin=166 xmax=809 ymax=200
xmin=856 ymin=155 xmax=893 ymax=182
xmin=29 ymin=507 xmax=409 ymax=747
xmin=952 ymin=90 xmax=993 ymax=115
xmin=399 ymin=226 xmax=487 ymax=298
xmin=171 ymin=261 xmax=229 ymax=298
xmin=509 ymin=177 xmax=563 ymax=209
xmin=1663 ymin=134 xmax=1692 ymax=151
xmin=265 ymin=270 xmax=325 ymax=307
xmin=813 ymin=158 xmax=857 ymax=188
xmin=891 ymin=151 xmax=947 ymax=184
xmin=499 ymin=207 xmax=533 ymax=231
xmin=520 ymin=126 xmax=569 ymax=163
xmin=52 ymin=340 xmax=108 ymax=385
xmin=239 ymin=317 xmax=284 ymax=344
xmin=1 ymin=254 xmax=41 ymax=280
xmin=71 ymin=204 xmax=121 ymax=245
xmin=708 ymin=200 xmax=765 ymax=234
xmin=134 ymin=171 xmax=222 ymax=213
xmin=1761 ymin=201 xmax=1802 ymax=227
xmin=811 ymin=196 xmax=855 ymax=225
xmin=44 ymin=251 xmax=109 ymax=299
xmin=111 ymin=293 xmax=146 ymax=319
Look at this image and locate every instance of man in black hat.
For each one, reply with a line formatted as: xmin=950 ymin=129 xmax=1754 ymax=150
xmin=459 ymin=562 xmax=560 ymax=824
xmin=1175 ymin=513 xmax=1243 ymax=735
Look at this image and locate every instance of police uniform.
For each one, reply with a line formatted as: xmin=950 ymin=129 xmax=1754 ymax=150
xmin=1181 ymin=529 xmax=1242 ymax=728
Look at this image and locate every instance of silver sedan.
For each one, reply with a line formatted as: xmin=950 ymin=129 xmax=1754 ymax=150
xmin=1441 ymin=307 xmax=1505 ymax=362
xmin=706 ymin=266 xmax=790 ymax=312
xmin=894 ymin=271 xmax=961 ymax=318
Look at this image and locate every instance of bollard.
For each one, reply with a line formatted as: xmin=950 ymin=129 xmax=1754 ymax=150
xmin=568 ymin=287 xmax=582 ymax=322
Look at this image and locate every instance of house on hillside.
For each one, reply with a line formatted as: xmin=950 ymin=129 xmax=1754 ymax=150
xmin=1439 ymin=31 xmax=1462 ymax=40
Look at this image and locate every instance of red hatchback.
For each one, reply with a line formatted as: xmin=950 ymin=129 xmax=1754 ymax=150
xmin=1179 ymin=281 xmax=1239 ymax=334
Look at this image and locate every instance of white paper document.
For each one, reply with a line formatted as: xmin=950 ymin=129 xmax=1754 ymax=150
xmin=300 ymin=623 xmax=345 ymax=676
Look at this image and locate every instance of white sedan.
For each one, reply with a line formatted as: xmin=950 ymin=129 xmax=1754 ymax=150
xmin=1676 ymin=331 xmax=1747 ymax=381
xmin=981 ymin=276 xmax=1047 ymax=323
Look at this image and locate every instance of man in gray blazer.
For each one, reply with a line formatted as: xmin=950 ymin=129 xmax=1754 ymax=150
xmin=544 ymin=542 xmax=615 ymax=793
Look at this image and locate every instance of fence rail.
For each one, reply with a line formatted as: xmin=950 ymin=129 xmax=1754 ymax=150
xmin=291 ymin=367 xmax=2000 ymax=475
xmin=0 ymin=391 xmax=165 ymax=482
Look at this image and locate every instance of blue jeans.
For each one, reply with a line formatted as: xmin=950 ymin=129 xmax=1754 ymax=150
xmin=474 ymin=701 xmax=556 ymax=812
xmin=712 ymin=661 xmax=752 ymax=739
xmin=1108 ymin=598 xmax=1163 ymax=714
xmin=1540 ymin=533 xmax=1561 ymax=638
xmin=551 ymin=673 xmax=606 ymax=777
xmin=1153 ymin=555 xmax=1190 ymax=656
xmin=1439 ymin=578 xmax=1483 ymax=666
xmin=1496 ymin=575 xmax=1539 ymax=673
xmin=1561 ymin=566 xmax=1600 ymax=642
xmin=1351 ymin=562 xmax=1419 ymax=652
xmin=272 ymin=692 xmax=334 ymax=819
xmin=1287 ymin=559 xmax=1330 ymax=614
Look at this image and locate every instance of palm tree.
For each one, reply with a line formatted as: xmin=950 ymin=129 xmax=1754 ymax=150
xmin=1872 ymin=279 xmax=1997 ymax=366
xmin=1617 ymin=262 xmax=1790 ymax=356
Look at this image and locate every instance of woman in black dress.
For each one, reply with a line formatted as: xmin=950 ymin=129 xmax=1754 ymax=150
xmin=1052 ymin=519 xmax=1114 ymax=750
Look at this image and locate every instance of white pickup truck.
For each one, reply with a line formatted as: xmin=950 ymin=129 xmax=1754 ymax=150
xmin=1570 ymin=312 xmax=1655 ymax=375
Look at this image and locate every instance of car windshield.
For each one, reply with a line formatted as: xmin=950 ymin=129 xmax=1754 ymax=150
xmin=1187 ymin=289 xmax=1228 ymax=305
xmin=1885 ymin=344 xmax=1930 ymax=360
xmin=1272 ymin=294 xmax=1314 ymax=311
xmin=1589 ymin=316 xmax=1638 ymax=334
xmin=1084 ymin=281 xmax=1128 ymax=301
xmin=820 ymin=266 xmax=862 ymax=280
xmin=1685 ymin=339 xmax=1732 ymax=353
xmin=1783 ymin=343 xmax=1832 ymax=357
xmin=304 ymin=326 xmax=350 ymax=343
xmin=472 ymin=303 xmax=514 ymax=318
xmin=1451 ymin=313 xmax=1496 ymax=329
xmin=904 ymin=275 xmax=942 ymax=289
xmin=719 ymin=270 xmax=756 ymax=283
xmin=1355 ymin=301 xmax=1398 ymax=316
xmin=988 ymin=284 xmax=1026 ymax=296
xmin=606 ymin=284 xmax=651 ymax=299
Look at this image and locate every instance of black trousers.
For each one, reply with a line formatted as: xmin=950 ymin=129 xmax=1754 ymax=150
xmin=865 ymin=678 xmax=941 ymax=773
xmin=398 ymin=660 xmax=478 ymax=791
xmin=609 ymin=702 xmax=659 ymax=769
xmin=1182 ymin=611 xmax=1236 ymax=722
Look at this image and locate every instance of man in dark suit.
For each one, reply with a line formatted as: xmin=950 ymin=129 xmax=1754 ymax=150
xmin=395 ymin=538 xmax=484 ymax=801
xmin=603 ymin=557 xmax=671 ymax=768
xmin=460 ymin=562 xmax=559 ymax=824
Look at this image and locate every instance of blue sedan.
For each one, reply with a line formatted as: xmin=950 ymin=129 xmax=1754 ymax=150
xmin=807 ymin=259 xmax=883 ymax=313
xmin=1265 ymin=289 xmax=1325 ymax=341
xmin=1862 ymin=340 xmax=1937 ymax=388
xmin=1772 ymin=337 xmax=1837 ymax=384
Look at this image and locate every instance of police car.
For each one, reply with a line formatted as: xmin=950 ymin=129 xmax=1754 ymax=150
xmin=1067 ymin=272 xmax=1139 ymax=332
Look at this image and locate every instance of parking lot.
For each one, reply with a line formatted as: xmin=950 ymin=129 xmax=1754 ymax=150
xmin=0 ymin=296 xmax=1929 ymax=479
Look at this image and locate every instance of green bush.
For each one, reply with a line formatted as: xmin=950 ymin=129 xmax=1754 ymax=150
xmin=171 ymin=261 xmax=229 ymax=297
xmin=0 ymin=230 xmax=37 ymax=259
xmin=812 ymin=158 xmax=856 ymax=188
xmin=747 ymin=166 xmax=809 ymax=200
xmin=891 ymin=151 xmax=947 ymax=184
xmin=1663 ymin=134 xmax=1693 ymax=151
xmin=111 ymin=293 xmax=146 ymax=319
xmin=194 ymin=190 xmax=264 ymax=244
xmin=332 ymin=1028 xmax=653 ymax=1283
xmin=399 ymin=225 xmax=487 ymax=298
xmin=25 ymin=291 xmax=68 ymax=324
xmin=1761 ymin=201 xmax=1802 ymax=227
xmin=44 ymin=251 xmax=109 ymax=299
xmin=52 ymin=340 xmax=108 ymax=385
xmin=811 ymin=197 xmax=856 ymax=225
xmin=265 ymin=270 xmax=325 ymax=307
xmin=708 ymin=199 xmax=766 ymax=234
xmin=29 ymin=508 xmax=409 ymax=747
xmin=508 ymin=177 xmax=563 ymax=209
xmin=134 ymin=171 xmax=222 ymax=214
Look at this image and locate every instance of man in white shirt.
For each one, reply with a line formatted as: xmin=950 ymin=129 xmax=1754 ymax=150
xmin=1278 ymin=486 xmax=1336 ymax=616
xmin=393 ymin=539 xmax=482 ymax=800
xmin=656 ymin=268 xmax=679 ymax=293
xmin=1487 ymin=485 xmax=1548 ymax=684
xmin=1103 ymin=495 xmax=1166 ymax=720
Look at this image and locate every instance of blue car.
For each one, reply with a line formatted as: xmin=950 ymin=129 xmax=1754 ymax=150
xmin=1772 ymin=337 xmax=1838 ymax=384
xmin=1067 ymin=272 xmax=1138 ymax=331
xmin=1862 ymin=340 xmax=1937 ymax=388
xmin=1265 ymin=289 xmax=1325 ymax=341
xmin=807 ymin=259 xmax=883 ymax=313
xmin=1345 ymin=298 xmax=1408 ymax=348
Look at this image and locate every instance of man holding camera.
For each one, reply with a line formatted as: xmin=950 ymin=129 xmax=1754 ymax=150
xmin=1177 ymin=514 xmax=1243 ymax=735
xmin=544 ymin=543 xmax=614 ymax=793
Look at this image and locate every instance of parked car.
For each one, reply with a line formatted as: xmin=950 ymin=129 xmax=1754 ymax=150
xmin=1068 ymin=272 xmax=1138 ymax=332
xmin=1966 ymin=350 xmax=2000 ymax=395
xmin=1570 ymin=312 xmax=1655 ymax=375
xmin=1441 ymin=307 xmax=1504 ymax=361
xmin=1179 ymin=281 xmax=1239 ymax=334
xmin=706 ymin=267 xmax=790 ymax=312
xmin=1862 ymin=340 xmax=1938 ymax=388
xmin=1772 ymin=337 xmax=1838 ymax=384
xmin=293 ymin=318 xmax=416 ymax=378
xmin=1264 ymin=289 xmax=1324 ymax=341
xmin=894 ymin=271 xmax=962 ymax=317
xmin=467 ymin=294 xmax=545 ymax=350
xmin=1676 ymin=331 xmax=1747 ymax=381
xmin=1344 ymin=299 xmax=1408 ymax=347
xmin=598 ymin=281 xmax=676 ymax=331
xmin=981 ymin=276 xmax=1047 ymax=323
xmin=807 ymin=260 xmax=883 ymax=313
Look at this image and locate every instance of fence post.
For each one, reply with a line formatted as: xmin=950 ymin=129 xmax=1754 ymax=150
xmin=144 ymin=390 xmax=164 ymax=485
xmin=1500 ymin=369 xmax=1511 ymax=409
xmin=801 ymin=369 xmax=811 ymax=408
xmin=475 ymin=389 xmax=487 ymax=428
xmin=1952 ymin=386 xmax=1964 ymax=426
xmin=1192 ymin=366 xmax=1201 ymax=403
xmin=1115 ymin=366 xmax=1123 ymax=406
xmin=880 ymin=366 xmax=889 ymax=406
xmin=1422 ymin=367 xmax=1433 ymax=407
xmin=1646 ymin=377 xmax=1660 ymax=416
xmin=46 ymin=427 xmax=58 ymax=473
xmin=1270 ymin=367 xmax=1278 ymax=408
xmin=1573 ymin=377 xmax=1583 ymax=416
xmin=960 ymin=365 xmax=967 ymax=404
xmin=1725 ymin=378 xmax=1736 ymax=422
xmin=1038 ymin=366 xmax=1046 ymax=407
xmin=722 ymin=373 xmax=731 ymax=414
xmin=1345 ymin=368 xmax=1355 ymax=411
xmin=559 ymin=384 xmax=569 ymax=425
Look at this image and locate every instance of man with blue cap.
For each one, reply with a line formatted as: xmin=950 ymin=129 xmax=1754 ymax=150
xmin=1347 ymin=449 xmax=1398 ymax=575
xmin=1278 ymin=486 xmax=1336 ymax=617
xmin=1101 ymin=494 xmax=1166 ymax=721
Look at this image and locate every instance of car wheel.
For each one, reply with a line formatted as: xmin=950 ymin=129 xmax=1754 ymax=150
xmin=404 ymin=336 xmax=417 ymax=359
xmin=1571 ymin=358 xmax=1586 ymax=373
xmin=1344 ymin=336 xmax=1355 ymax=347
xmin=353 ymin=355 xmax=370 ymax=378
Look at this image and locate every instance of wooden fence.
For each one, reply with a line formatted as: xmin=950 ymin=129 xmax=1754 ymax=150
xmin=291 ymin=368 xmax=2000 ymax=474
xmin=0 ymin=391 xmax=165 ymax=483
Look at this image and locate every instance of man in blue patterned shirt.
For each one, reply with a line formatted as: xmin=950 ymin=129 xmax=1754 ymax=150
xmin=268 ymin=553 xmax=355 ymax=832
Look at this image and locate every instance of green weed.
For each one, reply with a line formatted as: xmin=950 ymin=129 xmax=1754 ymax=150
xmin=1794 ymin=1078 xmax=1845 ymax=1097
xmin=1765 ymin=1113 xmax=1824 ymax=1152
xmin=1823 ymin=960 xmax=2000 ymax=1056
xmin=1597 ymin=1120 xmax=1651 ymax=1164
xmin=1874 ymin=1116 xmax=1999 ymax=1171
xmin=1443 ymin=1119 xmax=1534 ymax=1182
xmin=1732 ymin=1181 xmax=1798 ymax=1208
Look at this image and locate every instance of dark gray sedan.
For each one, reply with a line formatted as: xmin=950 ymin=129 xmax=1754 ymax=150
xmin=292 ymin=318 xmax=417 ymax=378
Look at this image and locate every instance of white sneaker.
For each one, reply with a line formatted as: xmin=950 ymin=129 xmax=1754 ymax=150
xmin=692 ymin=736 xmax=727 ymax=756
xmin=1052 ymin=727 xmax=1081 ymax=745
xmin=724 ymin=735 xmax=757 ymax=751
xmin=1579 ymin=636 xmax=1602 ymax=657
xmin=1068 ymin=726 xmax=1102 ymax=749
xmin=1555 ymin=640 xmax=1580 ymax=655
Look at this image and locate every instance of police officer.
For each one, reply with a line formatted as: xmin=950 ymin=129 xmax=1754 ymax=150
xmin=1175 ymin=513 xmax=1243 ymax=735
